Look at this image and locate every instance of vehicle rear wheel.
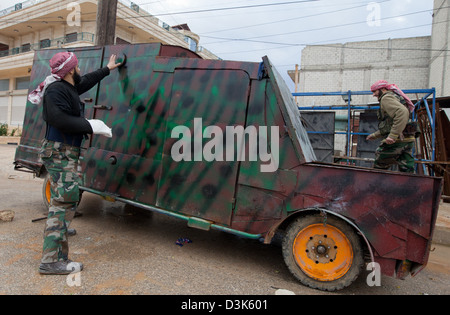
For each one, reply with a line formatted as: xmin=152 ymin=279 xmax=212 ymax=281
xmin=42 ymin=174 xmax=83 ymax=210
xmin=282 ymin=214 xmax=364 ymax=291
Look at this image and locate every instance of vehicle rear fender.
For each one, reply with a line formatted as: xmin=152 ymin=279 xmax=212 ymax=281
xmin=266 ymin=208 xmax=375 ymax=264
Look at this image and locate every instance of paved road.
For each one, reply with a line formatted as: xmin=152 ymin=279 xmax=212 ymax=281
xmin=1 ymin=144 xmax=449 ymax=295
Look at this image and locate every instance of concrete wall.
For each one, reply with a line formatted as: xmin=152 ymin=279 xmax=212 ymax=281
xmin=292 ymin=0 xmax=449 ymax=101
xmin=297 ymin=36 xmax=431 ymax=107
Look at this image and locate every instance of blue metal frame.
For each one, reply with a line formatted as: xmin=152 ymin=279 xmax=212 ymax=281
xmin=293 ymin=89 xmax=437 ymax=167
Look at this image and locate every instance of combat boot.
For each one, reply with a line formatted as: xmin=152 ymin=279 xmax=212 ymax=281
xmin=38 ymin=260 xmax=83 ymax=275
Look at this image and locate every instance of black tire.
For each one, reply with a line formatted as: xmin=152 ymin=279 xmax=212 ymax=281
xmin=282 ymin=214 xmax=364 ymax=291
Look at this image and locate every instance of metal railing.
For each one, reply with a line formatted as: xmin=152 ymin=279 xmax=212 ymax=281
xmin=0 ymin=0 xmax=47 ymax=18
xmin=293 ymin=89 xmax=437 ymax=168
xmin=0 ymin=32 xmax=95 ymax=58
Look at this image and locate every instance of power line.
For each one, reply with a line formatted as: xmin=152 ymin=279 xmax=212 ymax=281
xmin=201 ymin=0 xmax=392 ymax=35
xmin=0 ymin=0 xmax=440 ymax=56
xmin=146 ymin=0 xmax=319 ymax=16
xmin=153 ymin=0 xmax=181 ymax=26
xmin=211 ymin=19 xmax=449 ymax=56
xmin=202 ymin=6 xmax=437 ymax=45
xmin=307 ymin=24 xmax=431 ymax=46
xmin=231 ymin=7 xmax=434 ymax=41
xmin=0 ymin=0 xmax=318 ymax=24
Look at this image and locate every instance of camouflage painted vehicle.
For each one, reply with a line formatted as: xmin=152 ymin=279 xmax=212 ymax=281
xmin=14 ymin=43 xmax=442 ymax=291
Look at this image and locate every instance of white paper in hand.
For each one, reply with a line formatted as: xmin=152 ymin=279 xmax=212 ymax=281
xmin=87 ymin=119 xmax=112 ymax=138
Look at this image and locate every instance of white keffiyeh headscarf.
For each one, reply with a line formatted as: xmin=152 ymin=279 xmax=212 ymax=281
xmin=28 ymin=52 xmax=78 ymax=105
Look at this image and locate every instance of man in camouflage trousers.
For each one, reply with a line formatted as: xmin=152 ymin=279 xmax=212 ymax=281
xmin=40 ymin=141 xmax=81 ymax=264
xmin=28 ymin=51 xmax=122 ymax=274
xmin=373 ymin=142 xmax=414 ymax=173
xmin=366 ymin=80 xmax=416 ymax=173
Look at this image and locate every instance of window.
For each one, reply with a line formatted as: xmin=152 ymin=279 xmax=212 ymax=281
xmin=40 ymin=39 xmax=51 ymax=49
xmin=21 ymin=43 xmax=31 ymax=53
xmin=0 ymin=79 xmax=9 ymax=91
xmin=0 ymin=43 xmax=9 ymax=57
xmin=189 ymin=40 xmax=197 ymax=53
xmin=66 ymin=32 xmax=78 ymax=43
xmin=184 ymin=36 xmax=197 ymax=52
xmin=130 ymin=2 xmax=140 ymax=13
xmin=15 ymin=77 xmax=30 ymax=90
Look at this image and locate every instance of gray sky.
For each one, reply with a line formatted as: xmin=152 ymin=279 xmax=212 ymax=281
xmin=0 ymin=0 xmax=436 ymax=90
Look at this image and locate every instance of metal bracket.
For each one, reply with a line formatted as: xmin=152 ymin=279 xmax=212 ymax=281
xmin=93 ymin=105 xmax=113 ymax=110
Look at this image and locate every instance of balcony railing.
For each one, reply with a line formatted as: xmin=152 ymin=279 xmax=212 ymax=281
xmin=0 ymin=32 xmax=95 ymax=58
xmin=0 ymin=0 xmax=48 ymax=18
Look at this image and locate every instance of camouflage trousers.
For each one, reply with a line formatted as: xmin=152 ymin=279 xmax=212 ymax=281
xmin=374 ymin=141 xmax=415 ymax=173
xmin=39 ymin=140 xmax=81 ymax=264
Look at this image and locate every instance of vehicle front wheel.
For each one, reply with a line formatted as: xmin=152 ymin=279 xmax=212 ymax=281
xmin=282 ymin=214 xmax=364 ymax=291
xmin=42 ymin=174 xmax=52 ymax=210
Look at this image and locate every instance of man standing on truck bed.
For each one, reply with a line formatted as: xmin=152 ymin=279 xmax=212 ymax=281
xmin=28 ymin=51 xmax=122 ymax=275
xmin=366 ymin=80 xmax=416 ymax=173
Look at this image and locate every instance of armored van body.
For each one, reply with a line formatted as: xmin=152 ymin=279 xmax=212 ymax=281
xmin=14 ymin=44 xmax=442 ymax=291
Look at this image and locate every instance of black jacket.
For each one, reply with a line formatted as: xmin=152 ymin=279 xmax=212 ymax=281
xmin=43 ymin=67 xmax=110 ymax=146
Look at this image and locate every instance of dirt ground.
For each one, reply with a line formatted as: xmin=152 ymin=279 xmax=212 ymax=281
xmin=1 ymin=144 xmax=449 ymax=295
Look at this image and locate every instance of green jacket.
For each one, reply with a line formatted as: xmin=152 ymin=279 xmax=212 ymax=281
xmin=369 ymin=91 xmax=414 ymax=143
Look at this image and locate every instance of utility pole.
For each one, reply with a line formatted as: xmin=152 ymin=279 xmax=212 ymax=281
xmin=95 ymin=0 xmax=118 ymax=46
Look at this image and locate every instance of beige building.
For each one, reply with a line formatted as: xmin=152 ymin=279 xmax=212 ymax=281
xmin=0 ymin=0 xmax=218 ymax=129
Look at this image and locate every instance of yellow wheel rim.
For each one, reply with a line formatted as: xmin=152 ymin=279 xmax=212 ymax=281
xmin=45 ymin=179 xmax=51 ymax=204
xmin=293 ymin=224 xmax=353 ymax=282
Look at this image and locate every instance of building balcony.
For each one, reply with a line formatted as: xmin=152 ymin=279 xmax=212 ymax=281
xmin=0 ymin=32 xmax=95 ymax=58
xmin=0 ymin=32 xmax=95 ymax=72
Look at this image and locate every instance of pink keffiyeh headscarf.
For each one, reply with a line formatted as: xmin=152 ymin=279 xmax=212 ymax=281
xmin=28 ymin=52 xmax=79 ymax=105
xmin=371 ymin=80 xmax=415 ymax=112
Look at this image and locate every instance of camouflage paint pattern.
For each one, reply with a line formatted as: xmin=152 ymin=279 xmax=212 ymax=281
xmin=374 ymin=142 xmax=415 ymax=173
xmin=15 ymin=43 xmax=442 ymax=279
xmin=40 ymin=140 xmax=80 ymax=263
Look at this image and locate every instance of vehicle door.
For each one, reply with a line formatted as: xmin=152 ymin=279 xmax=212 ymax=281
xmin=158 ymin=67 xmax=251 ymax=225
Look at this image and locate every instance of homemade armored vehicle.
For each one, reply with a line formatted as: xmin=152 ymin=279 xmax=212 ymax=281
xmin=14 ymin=43 xmax=442 ymax=291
